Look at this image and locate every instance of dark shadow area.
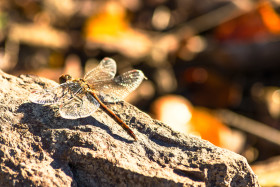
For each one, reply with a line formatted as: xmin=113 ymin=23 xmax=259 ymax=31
xmin=173 ymin=168 xmax=205 ymax=182
xmin=17 ymin=102 xmax=134 ymax=145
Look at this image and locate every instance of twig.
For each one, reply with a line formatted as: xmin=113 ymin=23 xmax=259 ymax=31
xmin=215 ymin=109 xmax=280 ymax=147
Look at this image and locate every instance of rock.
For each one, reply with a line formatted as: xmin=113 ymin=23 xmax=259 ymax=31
xmin=0 ymin=70 xmax=259 ymax=186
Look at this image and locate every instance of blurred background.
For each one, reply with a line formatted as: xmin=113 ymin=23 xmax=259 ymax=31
xmin=1 ymin=0 xmax=280 ymax=184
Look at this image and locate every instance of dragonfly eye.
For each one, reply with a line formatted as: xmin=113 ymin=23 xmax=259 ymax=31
xmin=59 ymin=74 xmax=72 ymax=83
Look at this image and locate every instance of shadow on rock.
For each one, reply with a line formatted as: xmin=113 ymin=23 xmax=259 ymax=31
xmin=17 ymin=102 xmax=134 ymax=148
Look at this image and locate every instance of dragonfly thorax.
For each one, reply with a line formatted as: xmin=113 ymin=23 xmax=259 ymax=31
xmin=72 ymin=78 xmax=91 ymax=91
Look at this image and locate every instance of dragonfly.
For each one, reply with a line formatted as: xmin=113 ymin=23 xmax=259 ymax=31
xmin=29 ymin=57 xmax=146 ymax=141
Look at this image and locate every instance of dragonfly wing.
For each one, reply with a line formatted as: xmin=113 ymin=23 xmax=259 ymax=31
xmin=93 ymin=70 xmax=146 ymax=102
xmin=29 ymin=83 xmax=81 ymax=105
xmin=59 ymin=92 xmax=100 ymax=119
xmin=84 ymin=58 xmax=117 ymax=84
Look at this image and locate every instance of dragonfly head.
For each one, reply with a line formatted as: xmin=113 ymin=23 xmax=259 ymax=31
xmin=59 ymin=74 xmax=72 ymax=83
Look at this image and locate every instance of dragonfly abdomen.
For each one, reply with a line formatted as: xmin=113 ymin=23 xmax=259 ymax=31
xmin=88 ymin=90 xmax=137 ymax=141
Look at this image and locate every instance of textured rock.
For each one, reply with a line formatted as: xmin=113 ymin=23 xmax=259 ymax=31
xmin=0 ymin=70 xmax=259 ymax=186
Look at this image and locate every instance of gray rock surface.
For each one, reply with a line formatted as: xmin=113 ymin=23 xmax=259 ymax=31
xmin=0 ymin=70 xmax=259 ymax=186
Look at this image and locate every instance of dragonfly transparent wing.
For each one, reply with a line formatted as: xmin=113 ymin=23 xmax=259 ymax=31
xmin=84 ymin=57 xmax=117 ymax=84
xmin=29 ymin=82 xmax=82 ymax=105
xmin=93 ymin=70 xmax=146 ymax=102
xmin=59 ymin=92 xmax=100 ymax=119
